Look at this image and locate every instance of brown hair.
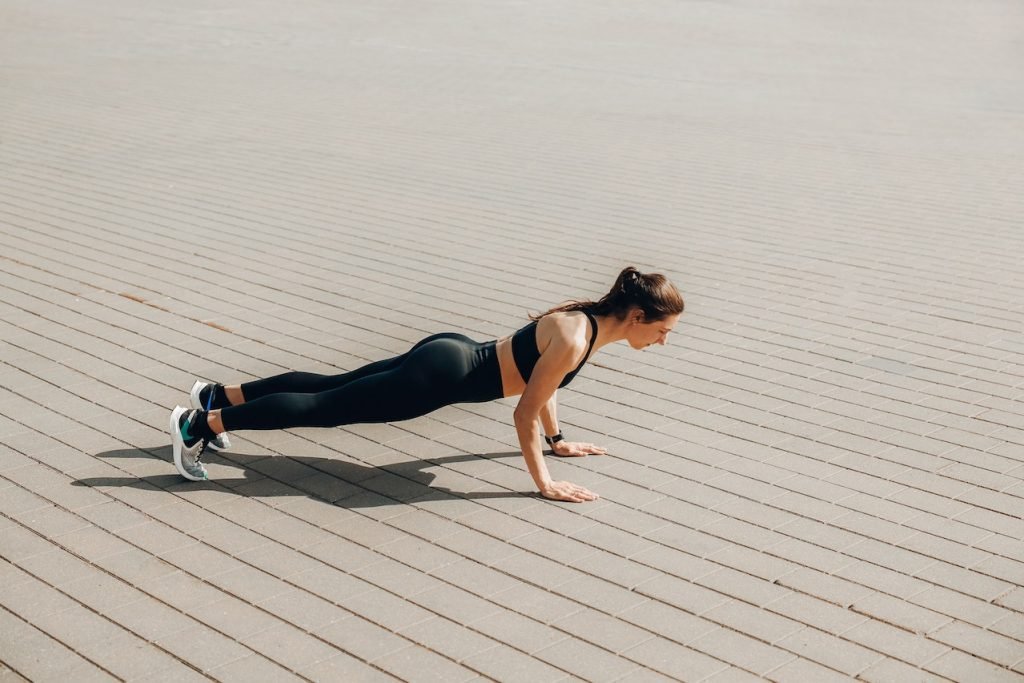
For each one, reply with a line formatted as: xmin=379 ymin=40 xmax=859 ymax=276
xmin=530 ymin=266 xmax=685 ymax=322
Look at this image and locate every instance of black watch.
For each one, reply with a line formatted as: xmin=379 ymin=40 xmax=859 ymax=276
xmin=544 ymin=432 xmax=565 ymax=447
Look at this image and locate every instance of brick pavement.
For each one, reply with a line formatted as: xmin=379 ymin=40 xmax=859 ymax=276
xmin=1 ymin=0 xmax=1022 ymax=680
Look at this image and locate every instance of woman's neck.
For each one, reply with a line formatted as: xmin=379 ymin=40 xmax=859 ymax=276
xmin=591 ymin=313 xmax=630 ymax=352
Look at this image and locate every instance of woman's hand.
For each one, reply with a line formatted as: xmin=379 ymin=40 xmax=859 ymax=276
xmin=552 ymin=441 xmax=607 ymax=457
xmin=540 ymin=481 xmax=600 ymax=503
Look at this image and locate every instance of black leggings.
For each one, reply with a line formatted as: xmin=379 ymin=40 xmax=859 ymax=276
xmin=219 ymin=333 xmax=503 ymax=432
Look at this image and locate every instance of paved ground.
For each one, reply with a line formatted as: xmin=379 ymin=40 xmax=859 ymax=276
xmin=1 ymin=0 xmax=1023 ymax=680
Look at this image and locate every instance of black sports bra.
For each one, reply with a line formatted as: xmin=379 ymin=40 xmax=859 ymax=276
xmin=511 ymin=309 xmax=598 ymax=388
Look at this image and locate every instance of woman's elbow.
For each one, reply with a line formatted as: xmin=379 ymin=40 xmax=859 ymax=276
xmin=513 ymin=406 xmax=537 ymax=427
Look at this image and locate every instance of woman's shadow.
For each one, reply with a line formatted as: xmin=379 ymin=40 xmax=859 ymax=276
xmin=73 ymin=444 xmax=531 ymax=508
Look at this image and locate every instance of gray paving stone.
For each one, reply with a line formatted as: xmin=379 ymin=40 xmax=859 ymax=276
xmin=620 ymin=637 xmax=729 ymax=681
xmin=533 ymin=636 xmax=642 ymax=682
xmin=256 ymin=588 xmax=347 ymax=631
xmin=101 ymin=597 xmax=202 ymax=643
xmin=467 ymin=610 xmax=567 ymax=655
xmin=0 ymin=663 xmax=32 ymax=682
xmin=460 ymin=644 xmax=573 ymax=683
xmin=617 ymin=600 xmax=719 ymax=646
xmin=3 ymin=0 xmax=1024 ymax=679
xmin=299 ymin=653 xmax=399 ymax=683
xmin=14 ymin=548 xmax=96 ymax=587
xmin=689 ymin=627 xmax=797 ymax=676
xmin=929 ymin=621 xmax=1023 ymax=668
xmin=241 ymin=623 xmax=342 ymax=673
xmin=765 ymin=657 xmax=852 ymax=682
xmin=426 ymin=558 xmax=518 ymax=598
xmin=0 ymin=606 xmax=113 ymax=682
xmin=0 ymin=485 xmax=52 ymax=519
xmin=765 ymin=593 xmax=867 ymax=637
xmin=908 ymin=586 xmax=1011 ymax=629
xmin=206 ymin=653 xmax=306 ymax=683
xmin=776 ymin=567 xmax=875 ymax=608
xmin=850 ymin=592 xmax=952 ymax=635
xmin=409 ymin=583 xmax=503 ymax=625
xmin=316 ymin=616 xmax=411 ymax=663
xmin=856 ymin=657 xmax=949 ymax=683
xmin=0 ymin=574 xmax=79 ymax=622
xmin=776 ymin=628 xmax=884 ymax=677
xmin=153 ymin=625 xmax=254 ymax=674
xmin=396 ymin=616 xmax=500 ymax=664
xmin=841 ymin=620 xmax=950 ymax=667
xmin=373 ymin=644 xmax=480 ymax=683
xmin=923 ymin=649 xmax=1024 ymax=683
xmin=550 ymin=607 xmax=653 ymax=654
xmin=338 ymin=586 xmax=435 ymax=632
xmin=135 ymin=570 xmax=231 ymax=614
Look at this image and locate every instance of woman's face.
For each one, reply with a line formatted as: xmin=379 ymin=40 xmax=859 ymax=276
xmin=628 ymin=312 xmax=681 ymax=350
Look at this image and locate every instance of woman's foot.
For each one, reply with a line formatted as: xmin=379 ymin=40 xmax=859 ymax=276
xmin=170 ymin=406 xmax=210 ymax=481
xmin=189 ymin=381 xmax=231 ymax=451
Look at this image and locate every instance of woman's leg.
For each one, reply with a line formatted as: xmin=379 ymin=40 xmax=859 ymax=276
xmin=219 ymin=334 xmax=465 ymax=406
xmin=214 ymin=335 xmax=474 ymax=432
xmin=172 ymin=334 xmax=481 ymax=481
xmin=233 ymin=357 xmax=405 ymax=403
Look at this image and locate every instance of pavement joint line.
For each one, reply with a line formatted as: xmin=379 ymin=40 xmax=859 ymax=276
xmin=4 ymin=438 xmax=925 ymax=679
xmin=44 ymin=475 xmax=819 ymax=683
xmin=6 ymin=205 xmax=1015 ymax=401
xmin=4 ymin=339 xmax=1019 ymax=610
xmin=0 ymin=288 xmax=1015 ymax=532
xmin=8 ymin=198 xmax=1015 ymax=362
xmin=3 ymin=1 xmax=1023 ymax=677
xmin=0 ymin=215 xmax=546 ymax=363
xmin=10 ymin=412 xmax=1021 ymax=677
xmin=2 ymin=309 xmax=1007 ymax=561
xmin=8 ymin=109 xmax=1015 ymax=264
xmin=14 ymin=141 xmax=1024 ymax=325
xmin=0 ymin=524 xmax=215 ymax=680
xmin=0 ymin=498 xmax=460 ymax=682
xmin=0 ymin=602 xmax=123 ymax=681
xmin=4 ymin=352 xmax=1019 ymax=610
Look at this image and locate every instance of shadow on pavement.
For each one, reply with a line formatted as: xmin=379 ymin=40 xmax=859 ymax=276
xmin=73 ymin=445 xmax=530 ymax=507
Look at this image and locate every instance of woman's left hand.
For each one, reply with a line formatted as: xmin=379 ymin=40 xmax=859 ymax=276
xmin=552 ymin=441 xmax=607 ymax=457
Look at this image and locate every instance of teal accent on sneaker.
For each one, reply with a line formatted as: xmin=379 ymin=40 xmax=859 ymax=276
xmin=170 ymin=406 xmax=209 ymax=481
xmin=180 ymin=415 xmax=194 ymax=441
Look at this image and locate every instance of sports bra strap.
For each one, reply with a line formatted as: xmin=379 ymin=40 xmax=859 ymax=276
xmin=562 ymin=309 xmax=599 ymax=382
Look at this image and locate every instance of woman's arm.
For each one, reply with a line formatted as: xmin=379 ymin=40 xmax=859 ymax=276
xmin=540 ymin=393 xmax=609 ymax=458
xmin=513 ymin=334 xmax=599 ymax=503
xmin=538 ymin=393 xmax=559 ymax=442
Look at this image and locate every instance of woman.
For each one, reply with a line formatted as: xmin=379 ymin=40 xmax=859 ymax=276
xmin=170 ymin=267 xmax=684 ymax=502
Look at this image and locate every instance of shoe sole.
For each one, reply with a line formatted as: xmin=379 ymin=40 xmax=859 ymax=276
xmin=189 ymin=380 xmax=231 ymax=451
xmin=170 ymin=405 xmax=206 ymax=481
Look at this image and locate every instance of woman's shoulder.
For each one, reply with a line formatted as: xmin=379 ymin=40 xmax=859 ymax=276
xmin=537 ymin=310 xmax=591 ymax=352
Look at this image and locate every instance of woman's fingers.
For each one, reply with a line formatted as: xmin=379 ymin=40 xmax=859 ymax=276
xmin=554 ymin=442 xmax=608 ymax=457
xmin=542 ymin=481 xmax=599 ymax=502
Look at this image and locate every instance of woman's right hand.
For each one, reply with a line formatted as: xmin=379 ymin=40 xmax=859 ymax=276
xmin=540 ymin=480 xmax=600 ymax=503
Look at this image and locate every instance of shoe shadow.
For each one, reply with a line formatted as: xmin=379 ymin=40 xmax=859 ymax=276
xmin=73 ymin=445 xmax=530 ymax=508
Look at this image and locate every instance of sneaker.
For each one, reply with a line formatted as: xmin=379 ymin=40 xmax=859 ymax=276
xmin=189 ymin=380 xmax=231 ymax=451
xmin=170 ymin=406 xmax=209 ymax=481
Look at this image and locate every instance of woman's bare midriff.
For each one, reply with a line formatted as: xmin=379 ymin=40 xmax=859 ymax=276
xmin=496 ymin=335 xmax=526 ymax=398
xmin=495 ymin=310 xmax=592 ymax=399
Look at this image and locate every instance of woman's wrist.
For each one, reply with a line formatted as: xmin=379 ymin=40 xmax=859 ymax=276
xmin=544 ymin=432 xmax=564 ymax=447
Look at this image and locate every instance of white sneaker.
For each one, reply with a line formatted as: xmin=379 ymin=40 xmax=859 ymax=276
xmin=170 ymin=406 xmax=209 ymax=481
